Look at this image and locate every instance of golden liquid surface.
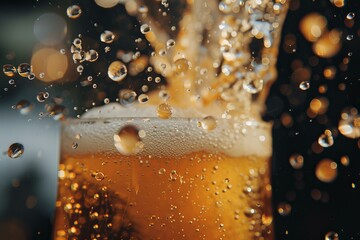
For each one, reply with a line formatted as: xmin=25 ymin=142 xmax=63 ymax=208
xmin=54 ymin=151 xmax=272 ymax=240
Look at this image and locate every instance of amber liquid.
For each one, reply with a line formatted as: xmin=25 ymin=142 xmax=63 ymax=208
xmin=54 ymin=148 xmax=273 ymax=240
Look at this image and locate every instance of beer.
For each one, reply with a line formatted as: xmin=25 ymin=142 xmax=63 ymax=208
xmin=54 ymin=115 xmax=273 ymax=239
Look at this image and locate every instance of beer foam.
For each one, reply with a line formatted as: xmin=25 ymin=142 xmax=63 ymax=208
xmin=71 ymin=103 xmax=271 ymax=157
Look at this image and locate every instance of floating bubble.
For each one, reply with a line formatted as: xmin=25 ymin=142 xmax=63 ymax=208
xmin=114 ymin=125 xmax=143 ymax=155
xmin=140 ymin=24 xmax=151 ymax=34
xmin=67 ymin=5 xmax=82 ymax=19
xmin=15 ymin=100 xmax=34 ymax=115
xmin=243 ymin=78 xmax=264 ymax=94
xmin=34 ymin=13 xmax=67 ymax=45
xmin=338 ymin=109 xmax=360 ymax=139
xmin=289 ymin=153 xmax=304 ymax=169
xmin=325 ymin=231 xmax=339 ymax=240
xmin=118 ymin=89 xmax=137 ymax=106
xmin=157 ymin=103 xmax=173 ymax=119
xmin=277 ymin=202 xmax=292 ymax=216
xmin=318 ymin=130 xmax=334 ymax=147
xmin=299 ymin=81 xmax=310 ymax=90
xmin=198 ymin=116 xmax=217 ymax=131
xmin=316 ymin=158 xmax=338 ymax=183
xmin=100 ymin=30 xmax=115 ymax=44
xmin=108 ymin=61 xmax=127 ymax=82
xmin=36 ymin=92 xmax=49 ymax=102
xmin=8 ymin=143 xmax=24 ymax=159
xmin=17 ymin=63 xmax=32 ymax=78
xmin=85 ymin=49 xmax=99 ymax=62
xmin=3 ymin=64 xmax=16 ymax=77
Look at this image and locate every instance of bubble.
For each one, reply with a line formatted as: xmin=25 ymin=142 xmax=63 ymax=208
xmin=138 ymin=94 xmax=149 ymax=104
xmin=299 ymin=81 xmax=310 ymax=90
xmin=85 ymin=49 xmax=99 ymax=62
xmin=346 ymin=35 xmax=353 ymax=41
xmin=243 ymin=78 xmax=264 ymax=94
xmin=36 ymin=92 xmax=49 ymax=102
xmin=316 ymin=158 xmax=338 ymax=183
xmin=67 ymin=5 xmax=82 ymax=19
xmin=140 ymin=24 xmax=151 ymax=34
xmin=289 ymin=153 xmax=304 ymax=169
xmin=277 ymin=202 xmax=292 ymax=216
xmin=174 ymin=57 xmax=189 ymax=73
xmin=325 ymin=231 xmax=339 ymax=240
xmin=94 ymin=172 xmax=105 ymax=181
xmin=34 ymin=13 xmax=67 ymax=45
xmin=73 ymin=38 xmax=82 ymax=47
xmin=346 ymin=12 xmax=355 ymax=20
xmin=15 ymin=100 xmax=34 ymax=115
xmin=72 ymin=142 xmax=78 ymax=149
xmin=108 ymin=61 xmax=127 ymax=82
xmin=95 ymin=0 xmax=119 ymax=8
xmin=114 ymin=125 xmax=143 ymax=155
xmin=46 ymin=104 xmax=66 ymax=120
xmin=100 ymin=30 xmax=115 ymax=44
xmin=318 ymin=130 xmax=334 ymax=147
xmin=157 ymin=103 xmax=173 ymax=119
xmin=17 ymin=63 xmax=32 ymax=78
xmin=3 ymin=64 xmax=16 ymax=77
xmin=338 ymin=109 xmax=360 ymax=139
xmin=166 ymin=39 xmax=176 ymax=48
xmin=158 ymin=168 xmax=166 ymax=174
xmin=28 ymin=73 xmax=35 ymax=81
xmin=77 ymin=65 xmax=84 ymax=73
xmin=198 ymin=116 xmax=217 ymax=131
xmin=8 ymin=143 xmax=24 ymax=158
xmin=118 ymin=89 xmax=137 ymax=106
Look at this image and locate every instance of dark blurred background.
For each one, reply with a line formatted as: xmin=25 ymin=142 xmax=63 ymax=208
xmin=0 ymin=0 xmax=359 ymax=240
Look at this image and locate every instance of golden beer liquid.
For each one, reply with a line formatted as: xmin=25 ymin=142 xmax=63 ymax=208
xmin=53 ymin=118 xmax=273 ymax=240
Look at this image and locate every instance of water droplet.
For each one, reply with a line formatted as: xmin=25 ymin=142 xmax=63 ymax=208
xmin=100 ymin=30 xmax=115 ymax=44
xmin=3 ymin=64 xmax=16 ymax=77
xmin=243 ymin=78 xmax=264 ymax=94
xmin=17 ymin=63 xmax=32 ymax=78
xmin=28 ymin=73 xmax=35 ymax=80
xmin=174 ymin=57 xmax=189 ymax=73
xmin=316 ymin=158 xmax=338 ymax=183
xmin=73 ymin=38 xmax=82 ymax=47
xmin=166 ymin=39 xmax=175 ymax=48
xmin=277 ymin=202 xmax=292 ymax=216
xmin=318 ymin=130 xmax=334 ymax=147
xmin=346 ymin=12 xmax=355 ymax=20
xmin=158 ymin=168 xmax=166 ymax=174
xmin=198 ymin=116 xmax=217 ymax=131
xmin=299 ymin=81 xmax=310 ymax=90
xmin=8 ymin=143 xmax=24 ymax=158
xmin=289 ymin=153 xmax=304 ymax=169
xmin=114 ymin=125 xmax=143 ymax=155
xmin=138 ymin=94 xmax=149 ymax=104
xmin=67 ymin=5 xmax=82 ymax=19
xmin=85 ymin=49 xmax=99 ymax=62
xmin=77 ymin=65 xmax=84 ymax=73
xmin=94 ymin=171 xmax=105 ymax=181
xmin=36 ymin=92 xmax=49 ymax=102
xmin=118 ymin=89 xmax=137 ymax=106
xmin=108 ymin=61 xmax=127 ymax=82
xmin=46 ymin=104 xmax=66 ymax=120
xmin=325 ymin=231 xmax=339 ymax=240
xmin=157 ymin=103 xmax=173 ymax=119
xmin=15 ymin=100 xmax=34 ymax=115
xmin=140 ymin=24 xmax=151 ymax=34
xmin=346 ymin=34 xmax=353 ymax=41
xmin=72 ymin=142 xmax=78 ymax=149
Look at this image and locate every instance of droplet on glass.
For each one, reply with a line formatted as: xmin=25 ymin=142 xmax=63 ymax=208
xmin=316 ymin=158 xmax=338 ymax=183
xmin=27 ymin=73 xmax=35 ymax=81
xmin=318 ymin=130 xmax=334 ymax=147
xmin=325 ymin=231 xmax=339 ymax=240
xmin=85 ymin=49 xmax=99 ymax=62
xmin=138 ymin=94 xmax=149 ymax=104
xmin=100 ymin=30 xmax=115 ymax=44
xmin=67 ymin=5 xmax=82 ymax=19
xmin=198 ymin=116 xmax=217 ymax=131
xmin=166 ymin=39 xmax=176 ymax=48
xmin=15 ymin=100 xmax=34 ymax=115
xmin=108 ymin=61 xmax=127 ymax=82
xmin=36 ymin=92 xmax=49 ymax=102
xmin=277 ymin=202 xmax=292 ymax=216
xmin=73 ymin=38 xmax=82 ymax=47
xmin=140 ymin=24 xmax=151 ymax=34
xmin=157 ymin=103 xmax=173 ymax=119
xmin=243 ymin=78 xmax=264 ymax=94
xmin=3 ymin=64 xmax=16 ymax=77
xmin=8 ymin=143 xmax=24 ymax=159
xmin=114 ymin=125 xmax=143 ymax=155
xmin=72 ymin=142 xmax=78 ymax=149
xmin=118 ymin=89 xmax=137 ymax=106
xmin=17 ymin=63 xmax=32 ymax=78
xmin=289 ymin=153 xmax=304 ymax=169
xmin=299 ymin=81 xmax=310 ymax=90
xmin=174 ymin=57 xmax=189 ymax=73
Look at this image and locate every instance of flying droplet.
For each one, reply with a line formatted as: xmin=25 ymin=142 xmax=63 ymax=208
xmin=346 ymin=35 xmax=353 ymax=41
xmin=174 ymin=57 xmax=189 ymax=73
xmin=325 ymin=231 xmax=339 ymax=240
xmin=73 ymin=38 xmax=82 ymax=47
xmin=36 ymin=92 xmax=49 ymax=102
xmin=289 ymin=153 xmax=304 ymax=169
xmin=140 ymin=24 xmax=151 ymax=34
xmin=85 ymin=49 xmax=99 ymax=62
xmin=8 ymin=143 xmax=24 ymax=159
xmin=346 ymin=12 xmax=355 ymax=20
xmin=138 ymin=94 xmax=149 ymax=104
xmin=299 ymin=81 xmax=310 ymax=90
xmin=118 ymin=89 xmax=137 ymax=106
xmin=243 ymin=78 xmax=264 ymax=94
xmin=46 ymin=104 xmax=66 ymax=120
xmin=198 ymin=116 xmax=217 ymax=131
xmin=17 ymin=63 xmax=32 ymax=78
xmin=318 ymin=130 xmax=334 ymax=147
xmin=166 ymin=39 xmax=176 ymax=48
xmin=67 ymin=5 xmax=82 ymax=19
xmin=3 ymin=64 xmax=16 ymax=77
xmin=114 ymin=125 xmax=143 ymax=155
xmin=108 ymin=61 xmax=127 ymax=82
xmin=100 ymin=30 xmax=115 ymax=44
xmin=157 ymin=103 xmax=173 ymax=119
xmin=15 ymin=100 xmax=34 ymax=115
xmin=277 ymin=202 xmax=292 ymax=216
xmin=316 ymin=158 xmax=338 ymax=183
xmin=338 ymin=109 xmax=360 ymax=139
